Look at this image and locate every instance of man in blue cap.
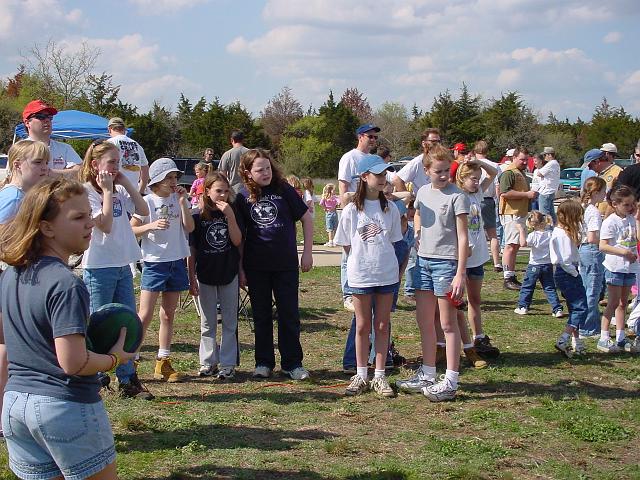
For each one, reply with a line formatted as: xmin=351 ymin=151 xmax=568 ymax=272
xmin=580 ymin=149 xmax=602 ymax=192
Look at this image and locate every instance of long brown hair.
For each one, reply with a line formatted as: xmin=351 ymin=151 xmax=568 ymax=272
xmin=239 ymin=148 xmax=284 ymax=203
xmin=79 ymin=141 xmax=119 ymax=192
xmin=200 ymin=171 xmax=235 ymax=221
xmin=556 ymin=200 xmax=583 ymax=246
xmin=353 ymin=172 xmax=388 ymax=212
xmin=0 ymin=178 xmax=86 ymax=267
xmin=580 ymin=176 xmax=606 ymax=205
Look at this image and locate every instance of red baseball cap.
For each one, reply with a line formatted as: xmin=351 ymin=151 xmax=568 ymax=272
xmin=452 ymin=142 xmax=467 ymax=152
xmin=22 ymin=100 xmax=58 ymax=122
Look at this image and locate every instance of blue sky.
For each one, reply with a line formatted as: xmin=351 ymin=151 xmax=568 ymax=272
xmin=1 ymin=0 xmax=638 ymax=121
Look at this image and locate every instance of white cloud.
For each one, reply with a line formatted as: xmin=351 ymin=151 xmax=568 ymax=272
xmin=87 ymin=35 xmax=162 ymax=73
xmin=120 ymin=74 xmax=202 ymax=107
xmin=603 ymin=31 xmax=622 ymax=44
xmin=510 ymin=47 xmax=594 ymax=66
xmin=618 ymin=70 xmax=640 ymax=96
xmin=497 ymin=68 xmax=521 ymax=87
xmin=128 ymin=0 xmax=209 ymax=14
xmin=0 ymin=0 xmax=85 ymax=41
xmin=408 ymin=56 xmax=434 ymax=72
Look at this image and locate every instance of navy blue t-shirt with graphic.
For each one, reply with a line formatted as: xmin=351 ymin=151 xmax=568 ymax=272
xmin=189 ymin=209 xmax=242 ymax=286
xmin=235 ymin=182 xmax=308 ymax=271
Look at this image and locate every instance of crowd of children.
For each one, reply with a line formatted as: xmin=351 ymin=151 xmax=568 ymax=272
xmin=2 ymin=132 xmax=640 ymax=478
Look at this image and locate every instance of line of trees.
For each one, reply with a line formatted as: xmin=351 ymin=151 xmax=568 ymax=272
xmin=1 ymin=41 xmax=639 ymax=176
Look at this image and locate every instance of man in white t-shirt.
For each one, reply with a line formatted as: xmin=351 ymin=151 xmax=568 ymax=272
xmin=392 ymin=128 xmax=440 ymax=192
xmin=22 ymin=99 xmax=82 ymax=176
xmin=535 ymin=146 xmax=560 ymax=224
xmin=106 ymin=117 xmax=149 ymax=194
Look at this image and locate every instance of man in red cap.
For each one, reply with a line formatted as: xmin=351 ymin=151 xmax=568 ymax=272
xmin=22 ymin=100 xmax=82 ymax=176
xmin=449 ymin=142 xmax=467 ymax=180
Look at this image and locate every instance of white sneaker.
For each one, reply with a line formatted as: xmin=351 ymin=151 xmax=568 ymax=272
xmin=198 ymin=365 xmax=217 ymax=377
xmin=596 ymin=338 xmax=620 ymax=354
xmin=323 ymin=241 xmax=332 ymax=247
xmin=572 ymin=338 xmax=587 ymax=356
xmin=555 ymin=336 xmax=573 ymax=358
xmin=345 ymin=375 xmax=369 ymax=396
xmin=552 ymin=309 xmax=565 ymax=318
xmin=330 ymin=241 xmax=336 ymax=247
xmin=282 ymin=366 xmax=310 ymax=380
xmin=514 ymin=307 xmax=528 ymax=315
xmin=617 ymin=338 xmax=640 ymax=353
xmin=343 ymin=296 xmax=355 ymax=312
xmin=370 ymin=376 xmax=395 ymax=398
xmin=217 ymin=366 xmax=235 ymax=379
xmin=423 ymin=375 xmax=457 ymax=402
xmin=253 ymin=365 xmax=272 ymax=378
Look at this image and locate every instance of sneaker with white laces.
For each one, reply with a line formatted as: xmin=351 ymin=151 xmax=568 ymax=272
xmin=422 ymin=375 xmax=457 ymax=402
xmin=552 ymin=309 xmax=565 ymax=318
xmin=323 ymin=241 xmax=332 ymax=247
xmin=514 ymin=307 xmax=528 ymax=315
xmin=370 ymin=376 xmax=396 ymax=398
xmin=253 ymin=365 xmax=273 ymax=378
xmin=345 ymin=375 xmax=369 ymax=396
xmin=555 ymin=336 xmax=573 ymax=358
xmin=217 ymin=366 xmax=235 ymax=379
xmin=395 ymin=369 xmax=434 ymax=394
xmin=343 ymin=296 xmax=355 ymax=312
xmin=282 ymin=366 xmax=310 ymax=380
xmin=617 ymin=338 xmax=640 ymax=353
xmin=572 ymin=338 xmax=587 ymax=356
xmin=597 ymin=338 xmax=621 ymax=353
xmin=198 ymin=365 xmax=217 ymax=377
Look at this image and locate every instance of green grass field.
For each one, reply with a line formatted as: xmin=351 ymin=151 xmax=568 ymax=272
xmin=2 ymin=211 xmax=640 ymax=479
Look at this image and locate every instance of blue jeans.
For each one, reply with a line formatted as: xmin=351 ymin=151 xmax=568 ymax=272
xmin=495 ymin=203 xmax=504 ymax=248
xmin=554 ymin=267 xmax=588 ymax=331
xmin=538 ymin=193 xmax=556 ymax=224
xmin=517 ymin=263 xmax=562 ymax=312
xmin=404 ymin=246 xmax=417 ymax=296
xmin=83 ymin=266 xmax=136 ymax=384
xmin=341 ymin=250 xmax=353 ymax=299
xmin=579 ymin=244 xmax=604 ymax=336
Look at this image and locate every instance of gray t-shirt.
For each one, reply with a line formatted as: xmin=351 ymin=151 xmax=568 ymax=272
xmin=414 ymin=183 xmax=470 ymax=259
xmin=0 ymin=256 xmax=100 ymax=403
xmin=219 ymin=145 xmax=249 ymax=191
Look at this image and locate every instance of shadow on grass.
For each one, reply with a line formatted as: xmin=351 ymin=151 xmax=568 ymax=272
xmin=140 ymin=342 xmax=198 ymax=354
xmin=168 ymin=386 xmax=343 ymax=405
xmin=116 ymin=424 xmax=336 ymax=454
xmin=133 ymin=464 xmax=330 ymax=479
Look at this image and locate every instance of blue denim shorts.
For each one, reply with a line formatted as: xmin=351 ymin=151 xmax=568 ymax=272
xmin=325 ymin=211 xmax=338 ymax=232
xmin=350 ymin=282 xmax=399 ymax=296
xmin=141 ymin=259 xmax=189 ymax=292
xmin=413 ymin=256 xmax=457 ymax=297
xmin=466 ymin=264 xmax=485 ymax=280
xmin=605 ymin=269 xmax=636 ymax=287
xmin=2 ymin=391 xmax=116 ymax=480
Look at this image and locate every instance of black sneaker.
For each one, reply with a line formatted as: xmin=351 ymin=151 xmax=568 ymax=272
xmin=474 ymin=335 xmax=501 ymax=358
xmin=503 ymin=278 xmax=521 ymax=290
xmin=97 ymin=372 xmax=111 ymax=390
xmin=512 ymin=277 xmax=522 ymax=287
xmin=119 ymin=373 xmax=155 ymax=400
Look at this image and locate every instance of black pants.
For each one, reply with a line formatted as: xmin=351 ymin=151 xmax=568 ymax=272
xmin=245 ymin=269 xmax=303 ymax=371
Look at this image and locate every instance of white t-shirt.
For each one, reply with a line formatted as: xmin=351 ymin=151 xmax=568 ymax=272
xmin=530 ymin=168 xmax=541 ymax=192
xmin=334 ymin=199 xmax=402 ymax=288
xmin=397 ymin=154 xmax=431 ymax=191
xmin=600 ymin=213 xmax=640 ymax=273
xmin=136 ymin=192 xmax=190 ymax=263
xmin=338 ymin=149 xmax=366 ymax=193
xmin=303 ymin=189 xmax=315 ymax=217
xmin=82 ymin=184 xmax=142 ymax=268
xmin=550 ymin=227 xmax=580 ymax=276
xmin=582 ymin=204 xmax=602 ymax=241
xmin=536 ymin=159 xmax=560 ymax=195
xmin=527 ymin=230 xmax=552 ymax=265
xmin=107 ymin=134 xmax=148 ymax=187
xmin=28 ymin=136 xmax=82 ymax=170
xmin=478 ymin=158 xmax=498 ymax=198
xmin=466 ymin=191 xmax=490 ymax=268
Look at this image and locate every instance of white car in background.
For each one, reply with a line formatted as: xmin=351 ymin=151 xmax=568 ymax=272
xmin=0 ymin=154 xmax=8 ymax=183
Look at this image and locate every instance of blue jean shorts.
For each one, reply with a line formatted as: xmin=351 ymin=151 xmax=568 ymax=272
xmin=413 ymin=256 xmax=457 ymax=297
xmin=466 ymin=264 xmax=485 ymax=280
xmin=141 ymin=259 xmax=189 ymax=292
xmin=325 ymin=211 xmax=338 ymax=232
xmin=350 ymin=282 xmax=399 ymax=296
xmin=2 ymin=391 xmax=116 ymax=480
xmin=605 ymin=269 xmax=636 ymax=287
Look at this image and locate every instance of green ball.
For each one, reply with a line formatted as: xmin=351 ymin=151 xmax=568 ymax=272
xmin=86 ymin=303 xmax=143 ymax=354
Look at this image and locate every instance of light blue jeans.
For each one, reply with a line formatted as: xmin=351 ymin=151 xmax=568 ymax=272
xmin=83 ymin=266 xmax=137 ymax=384
xmin=538 ymin=193 xmax=557 ymax=224
xmin=341 ymin=250 xmax=353 ymax=299
xmin=578 ymin=244 xmax=604 ymax=336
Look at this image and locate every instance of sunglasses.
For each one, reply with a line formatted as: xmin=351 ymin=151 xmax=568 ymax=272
xmin=29 ymin=113 xmax=53 ymax=121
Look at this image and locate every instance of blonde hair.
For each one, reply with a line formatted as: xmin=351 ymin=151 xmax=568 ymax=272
xmin=301 ymin=177 xmax=314 ymax=193
xmin=557 ymin=200 xmax=583 ymax=246
xmin=322 ymin=183 xmax=335 ymax=200
xmin=79 ymin=141 xmax=119 ymax=191
xmin=422 ymin=144 xmax=453 ymax=170
xmin=525 ymin=210 xmax=553 ymax=231
xmin=580 ymin=176 xmax=606 ymax=206
xmin=4 ymin=140 xmax=49 ymax=185
xmin=286 ymin=174 xmax=302 ymax=191
xmin=455 ymin=161 xmax=482 ymax=189
xmin=0 ymin=178 xmax=86 ymax=267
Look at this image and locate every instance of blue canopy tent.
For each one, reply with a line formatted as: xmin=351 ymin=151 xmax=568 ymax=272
xmin=14 ymin=109 xmax=133 ymax=141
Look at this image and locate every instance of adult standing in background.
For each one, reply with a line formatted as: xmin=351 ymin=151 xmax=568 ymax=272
xmin=106 ymin=117 xmax=149 ymax=194
xmin=616 ymin=145 xmax=640 ymax=197
xmin=475 ymin=140 xmax=502 ymax=272
xmin=203 ymin=148 xmax=215 ymax=166
xmin=22 ymin=100 xmax=82 ymax=176
xmin=580 ymin=149 xmax=601 ymax=191
xmin=219 ymin=130 xmax=249 ymax=192
xmin=534 ymin=146 xmax=560 ymax=224
xmin=595 ymin=143 xmax=623 ymax=215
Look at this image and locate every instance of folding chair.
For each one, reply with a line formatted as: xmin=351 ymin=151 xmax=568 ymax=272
xmin=238 ymin=286 xmax=253 ymax=331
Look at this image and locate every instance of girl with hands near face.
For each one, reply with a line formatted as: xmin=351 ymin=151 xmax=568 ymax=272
xmin=187 ymin=172 xmax=242 ymax=379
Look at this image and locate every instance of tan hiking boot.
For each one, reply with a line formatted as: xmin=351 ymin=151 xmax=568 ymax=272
xmin=154 ymin=357 xmax=185 ymax=383
xmin=463 ymin=347 xmax=488 ymax=369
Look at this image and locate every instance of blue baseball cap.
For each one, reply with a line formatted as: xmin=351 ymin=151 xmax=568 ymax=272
xmin=581 ymin=148 xmax=603 ymax=169
xmin=356 ymin=123 xmax=380 ymax=135
xmin=357 ymin=154 xmax=395 ymax=175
